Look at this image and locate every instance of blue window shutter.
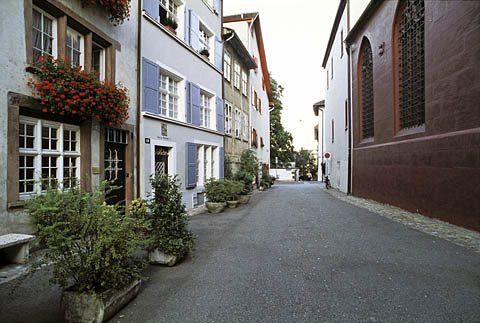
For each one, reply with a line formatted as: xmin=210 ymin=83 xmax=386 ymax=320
xmin=216 ymin=97 xmax=224 ymax=132
xmin=142 ymin=57 xmax=159 ymax=114
xmin=186 ymin=142 xmax=197 ymax=189
xmin=213 ymin=0 xmax=220 ymax=13
xmin=189 ymin=10 xmax=200 ymax=51
xmin=215 ymin=37 xmax=223 ymax=71
xmin=184 ymin=7 xmax=190 ymax=44
xmin=219 ymin=147 xmax=224 ymax=179
xmin=143 ymin=0 xmax=159 ymax=20
xmin=191 ymin=83 xmax=201 ymax=126
xmin=186 ymin=80 xmax=192 ymax=123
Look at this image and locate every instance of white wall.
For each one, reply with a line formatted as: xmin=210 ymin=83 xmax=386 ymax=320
xmin=324 ymin=10 xmax=349 ymax=193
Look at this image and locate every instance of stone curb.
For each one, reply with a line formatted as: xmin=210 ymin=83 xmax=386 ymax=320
xmin=324 ymin=187 xmax=480 ymax=254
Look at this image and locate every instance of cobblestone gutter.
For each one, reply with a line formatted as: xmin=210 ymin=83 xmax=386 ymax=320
xmin=325 ymin=188 xmax=480 ymax=254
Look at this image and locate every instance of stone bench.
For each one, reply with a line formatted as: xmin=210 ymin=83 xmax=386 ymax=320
xmin=0 ymin=234 xmax=35 ymax=265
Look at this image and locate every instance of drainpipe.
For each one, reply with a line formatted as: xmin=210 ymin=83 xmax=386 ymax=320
xmin=136 ymin=1 xmax=142 ymax=198
xmin=346 ymin=43 xmax=352 ymax=195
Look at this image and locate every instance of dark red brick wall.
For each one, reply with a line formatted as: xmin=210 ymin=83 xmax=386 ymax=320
xmin=350 ymin=1 xmax=480 ymax=231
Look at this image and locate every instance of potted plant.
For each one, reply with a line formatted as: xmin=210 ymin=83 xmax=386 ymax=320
xmin=27 ymin=184 xmax=146 ymax=323
xmin=203 ymin=179 xmax=227 ymax=213
xmin=146 ymin=173 xmax=194 ymax=266
xmin=164 ymin=16 xmax=178 ymax=35
xmin=200 ymin=48 xmax=210 ymax=60
xmin=224 ymin=180 xmax=243 ymax=208
xmin=233 ymin=149 xmax=260 ymax=204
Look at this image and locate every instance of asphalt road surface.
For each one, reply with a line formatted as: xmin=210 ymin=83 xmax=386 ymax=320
xmin=1 ymin=182 xmax=479 ymax=322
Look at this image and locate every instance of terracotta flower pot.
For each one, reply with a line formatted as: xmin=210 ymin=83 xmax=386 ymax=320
xmin=206 ymin=201 xmax=226 ymax=214
xmin=165 ymin=25 xmax=177 ymax=35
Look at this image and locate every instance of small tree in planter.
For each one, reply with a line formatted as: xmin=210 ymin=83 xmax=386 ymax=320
xmin=233 ymin=170 xmax=254 ymax=204
xmin=147 ymin=173 xmax=194 ymax=266
xmin=27 ymin=184 xmax=146 ymax=323
xmin=224 ymin=180 xmax=243 ymax=208
xmin=164 ymin=16 xmax=178 ymax=34
xmin=233 ymin=149 xmax=259 ymax=203
xmin=203 ymin=179 xmax=228 ymax=214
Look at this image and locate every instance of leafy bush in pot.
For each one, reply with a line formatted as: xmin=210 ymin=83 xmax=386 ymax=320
xmin=233 ymin=170 xmax=254 ymax=195
xmin=27 ymin=185 xmax=146 ymax=295
xmin=224 ymin=180 xmax=243 ymax=201
xmin=147 ymin=173 xmax=194 ymax=258
xmin=203 ymin=179 xmax=228 ymax=203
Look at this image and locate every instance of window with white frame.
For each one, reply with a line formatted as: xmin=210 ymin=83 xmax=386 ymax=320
xmin=159 ymin=0 xmax=179 ymax=25
xmin=196 ymin=145 xmax=217 ymax=186
xmin=241 ymin=70 xmax=248 ymax=96
xmin=32 ymin=7 xmax=56 ymax=65
xmin=199 ymin=22 xmax=213 ymax=59
xmin=224 ymin=51 xmax=231 ymax=81
xmin=200 ymin=92 xmax=212 ymax=128
xmin=19 ymin=116 xmax=80 ymax=198
xmin=66 ymin=28 xmax=83 ymax=67
xmin=234 ymin=62 xmax=241 ymax=89
xmin=159 ymin=71 xmax=179 ymax=119
xmin=91 ymin=42 xmax=104 ymax=80
xmin=224 ymin=102 xmax=233 ymax=135
xmin=242 ymin=112 xmax=248 ymax=140
xmin=235 ymin=108 xmax=241 ymax=138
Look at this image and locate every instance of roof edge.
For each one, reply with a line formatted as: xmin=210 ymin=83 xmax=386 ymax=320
xmin=322 ymin=0 xmax=347 ymax=68
xmin=345 ymin=0 xmax=382 ymax=45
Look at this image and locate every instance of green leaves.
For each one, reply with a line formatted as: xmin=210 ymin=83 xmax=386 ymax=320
xmin=26 ymin=186 xmax=146 ymax=295
xmin=146 ymin=173 xmax=194 ymax=257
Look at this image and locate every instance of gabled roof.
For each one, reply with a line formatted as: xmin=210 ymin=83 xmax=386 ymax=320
xmin=322 ymin=0 xmax=347 ymax=68
xmin=222 ymin=28 xmax=257 ymax=70
xmin=224 ymin=12 xmax=274 ymax=106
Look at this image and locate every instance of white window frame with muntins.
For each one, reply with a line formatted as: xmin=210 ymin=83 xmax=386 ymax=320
xmin=234 ymin=108 xmax=241 ymax=138
xmin=224 ymin=101 xmax=233 ymax=135
xmin=234 ymin=62 xmax=241 ymax=89
xmin=200 ymin=91 xmax=212 ymax=129
xmin=199 ymin=21 xmax=213 ymax=60
xmin=242 ymin=111 xmax=248 ymax=140
xmin=66 ymin=27 xmax=84 ymax=67
xmin=160 ymin=0 xmax=179 ymax=22
xmin=195 ymin=143 xmax=219 ymax=187
xmin=19 ymin=116 xmax=80 ymax=199
xmin=32 ymin=6 xmax=57 ymax=65
xmin=159 ymin=71 xmax=180 ymax=119
xmin=241 ymin=70 xmax=248 ymax=96
xmin=224 ymin=51 xmax=231 ymax=81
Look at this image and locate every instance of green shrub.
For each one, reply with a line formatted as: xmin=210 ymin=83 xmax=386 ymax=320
xmin=233 ymin=170 xmax=254 ymax=195
xmin=147 ymin=173 xmax=194 ymax=258
xmin=203 ymin=179 xmax=228 ymax=203
xmin=27 ymin=185 xmax=146 ymax=295
xmin=224 ymin=180 xmax=244 ymax=201
xmin=239 ymin=149 xmax=260 ymax=178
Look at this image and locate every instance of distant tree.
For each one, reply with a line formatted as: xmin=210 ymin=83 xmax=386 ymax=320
xmin=270 ymin=75 xmax=295 ymax=168
xmin=295 ymin=149 xmax=317 ymax=181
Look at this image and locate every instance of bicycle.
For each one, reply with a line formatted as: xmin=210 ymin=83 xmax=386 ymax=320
xmin=324 ymin=175 xmax=331 ymax=189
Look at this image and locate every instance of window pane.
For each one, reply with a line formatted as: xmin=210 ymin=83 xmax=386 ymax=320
xmin=43 ymin=16 xmax=52 ymax=36
xmin=26 ymin=138 xmax=34 ymax=149
xmin=33 ymin=10 xmax=41 ymax=29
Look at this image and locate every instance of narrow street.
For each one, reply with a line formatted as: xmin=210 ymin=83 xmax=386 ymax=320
xmin=2 ymin=183 xmax=480 ymax=323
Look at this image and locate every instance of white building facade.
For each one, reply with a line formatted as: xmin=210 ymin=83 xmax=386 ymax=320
xmin=223 ymin=13 xmax=273 ymax=180
xmin=322 ymin=0 xmax=351 ymax=193
xmin=140 ymin=0 xmax=225 ymax=210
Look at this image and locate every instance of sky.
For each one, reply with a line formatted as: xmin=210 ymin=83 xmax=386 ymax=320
xmin=223 ymin=0 xmax=370 ymax=151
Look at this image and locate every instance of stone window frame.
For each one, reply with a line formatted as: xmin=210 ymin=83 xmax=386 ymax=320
xmin=24 ymin=0 xmax=121 ymax=81
xmin=357 ymin=36 xmax=375 ymax=142
xmin=392 ymin=0 xmax=426 ymax=135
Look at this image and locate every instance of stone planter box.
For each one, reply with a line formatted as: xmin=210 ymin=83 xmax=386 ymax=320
xmin=148 ymin=248 xmax=178 ymax=266
xmin=205 ymin=201 xmax=226 ymax=214
xmin=226 ymin=200 xmax=239 ymax=209
xmin=237 ymin=194 xmax=251 ymax=204
xmin=61 ymin=279 xmax=141 ymax=323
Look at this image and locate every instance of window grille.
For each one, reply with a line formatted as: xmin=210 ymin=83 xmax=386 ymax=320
xmin=361 ymin=40 xmax=374 ymax=139
xmin=398 ymin=0 xmax=425 ymax=129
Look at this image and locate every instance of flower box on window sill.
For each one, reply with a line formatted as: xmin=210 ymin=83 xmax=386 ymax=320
xmin=80 ymin=0 xmax=131 ymax=25
xmin=165 ymin=25 xmax=177 ymax=35
xmin=28 ymin=56 xmax=130 ymax=126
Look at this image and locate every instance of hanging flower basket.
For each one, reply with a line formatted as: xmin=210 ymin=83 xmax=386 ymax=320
xmin=28 ymin=56 xmax=130 ymax=126
xmin=81 ymin=0 xmax=131 ymax=25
